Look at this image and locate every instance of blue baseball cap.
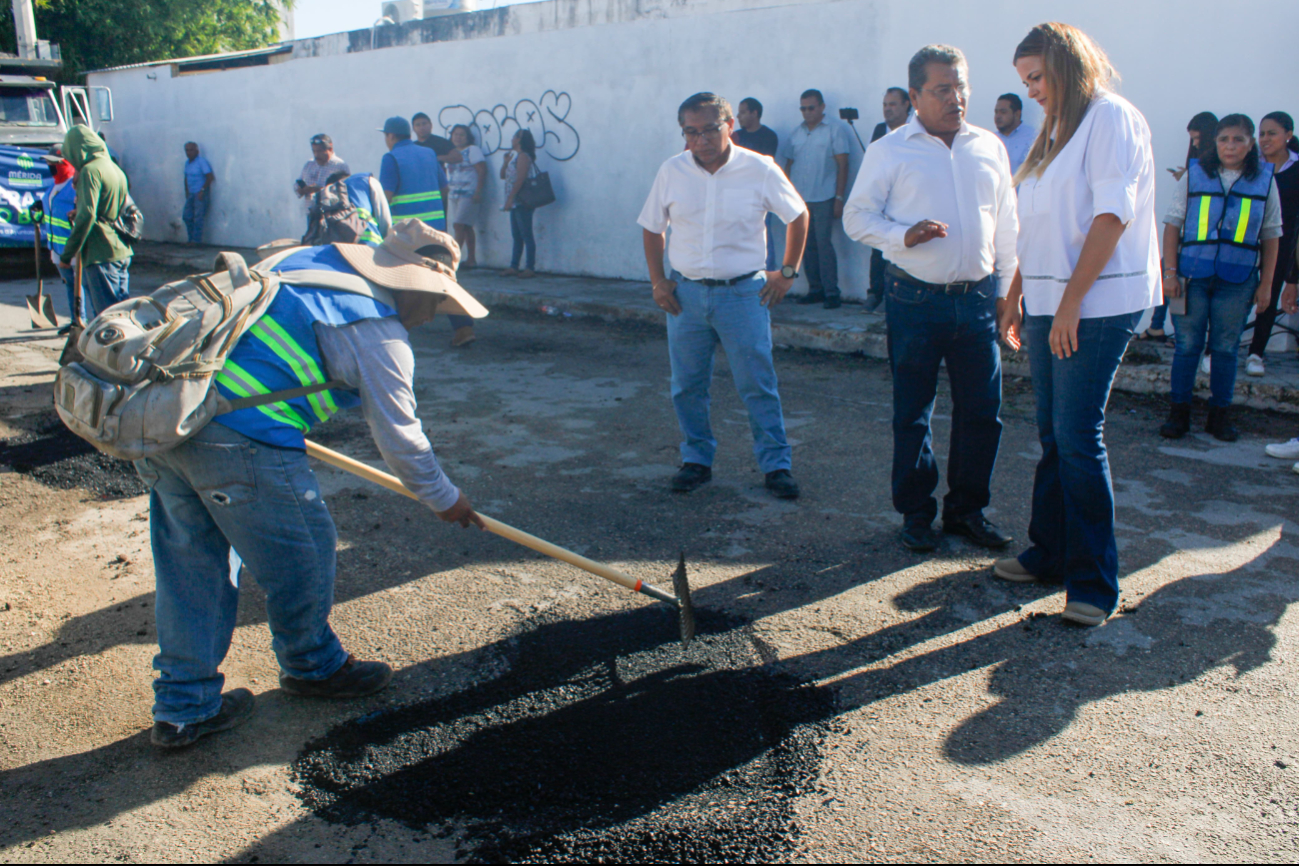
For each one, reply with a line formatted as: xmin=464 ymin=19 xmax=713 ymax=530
xmin=380 ymin=116 xmax=411 ymax=137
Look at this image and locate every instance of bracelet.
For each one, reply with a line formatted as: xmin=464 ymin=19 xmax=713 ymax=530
xmin=1162 ymin=269 xmax=1178 ymax=278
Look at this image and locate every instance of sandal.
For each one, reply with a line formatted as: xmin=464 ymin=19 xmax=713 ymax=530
xmin=1139 ymin=328 xmax=1166 ymax=341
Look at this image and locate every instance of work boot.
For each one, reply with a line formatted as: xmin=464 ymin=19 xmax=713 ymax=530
xmin=1205 ymin=406 xmax=1238 ymax=442
xmin=1159 ymin=403 xmax=1191 ymax=439
xmin=823 ymin=297 xmax=842 ymax=310
xmin=943 ymin=512 xmax=1012 ymax=549
xmin=671 ymin=463 xmax=712 ymax=493
xmin=451 ymin=326 xmax=476 ymax=348
xmin=151 ymin=688 xmax=255 ymax=750
xmin=764 ymin=469 xmax=800 ymax=499
xmin=280 ymin=655 xmax=393 ymax=699
xmin=863 ymin=293 xmax=884 ymax=313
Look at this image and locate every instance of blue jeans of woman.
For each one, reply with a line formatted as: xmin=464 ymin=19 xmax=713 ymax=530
xmin=510 ymin=205 xmax=536 ymax=270
xmin=1169 ymin=273 xmax=1258 ymax=407
xmin=134 ymin=423 xmax=349 ymax=725
xmin=1018 ymin=310 xmax=1141 ymax=615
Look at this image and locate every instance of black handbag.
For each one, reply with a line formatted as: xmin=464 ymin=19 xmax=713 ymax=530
xmin=517 ymin=162 xmax=556 ymax=209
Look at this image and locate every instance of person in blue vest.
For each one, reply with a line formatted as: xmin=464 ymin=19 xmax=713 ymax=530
xmin=39 ymin=146 xmax=87 ymax=328
xmin=378 ymin=116 xmax=477 ymax=348
xmin=136 ymin=218 xmax=488 ymax=749
xmin=342 ymin=171 xmax=390 ymax=246
xmin=1160 ymin=114 xmax=1282 ymax=442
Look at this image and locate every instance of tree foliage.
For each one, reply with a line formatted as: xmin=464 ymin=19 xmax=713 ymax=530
xmin=0 ymin=0 xmax=290 ymax=82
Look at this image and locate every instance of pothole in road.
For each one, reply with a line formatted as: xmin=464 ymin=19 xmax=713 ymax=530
xmin=0 ymin=414 xmax=146 ymax=498
xmin=292 ymin=607 xmax=836 ymax=862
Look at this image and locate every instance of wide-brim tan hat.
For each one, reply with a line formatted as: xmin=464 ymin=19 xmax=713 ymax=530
xmin=335 ymin=219 xmax=488 ymax=319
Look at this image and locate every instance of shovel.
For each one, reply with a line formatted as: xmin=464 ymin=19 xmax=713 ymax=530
xmin=57 ymin=257 xmax=84 ymax=366
xmin=25 ymin=200 xmax=57 ymax=330
xmin=303 ymin=438 xmax=696 ymax=644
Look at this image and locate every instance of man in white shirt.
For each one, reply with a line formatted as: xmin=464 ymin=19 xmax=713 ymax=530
xmin=639 ymin=92 xmax=810 ymax=499
xmin=994 ymin=93 xmax=1037 ymax=174
xmin=779 ymin=89 xmax=852 ymax=309
xmin=843 ymin=45 xmax=1018 ymax=553
xmin=296 ymin=133 xmax=350 ymax=230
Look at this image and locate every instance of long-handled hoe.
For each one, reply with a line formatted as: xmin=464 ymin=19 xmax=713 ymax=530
xmin=304 ymin=439 xmax=696 ymax=645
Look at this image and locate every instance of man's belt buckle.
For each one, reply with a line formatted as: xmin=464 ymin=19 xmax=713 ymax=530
xmin=940 ymin=281 xmax=971 ymax=295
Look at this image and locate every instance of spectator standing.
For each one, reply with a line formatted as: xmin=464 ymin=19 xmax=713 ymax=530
xmin=296 ymin=134 xmax=349 ymax=232
xmin=1159 ymin=114 xmax=1281 ymax=442
xmin=182 ymin=141 xmax=214 ymax=244
xmin=843 ymin=45 xmax=1018 ymax=554
xmin=780 ymin=89 xmax=852 ymax=309
xmin=993 ymin=92 xmax=1036 ymax=174
xmin=1244 ymin=112 xmax=1299 ymax=377
xmin=639 ymin=92 xmax=810 ymax=499
xmin=865 ymin=87 xmax=912 ymax=312
xmin=61 ymin=126 xmax=132 ymax=316
xmin=994 ymin=23 xmax=1161 ymax=628
xmin=446 ymin=124 xmax=487 ymax=269
xmin=732 ymin=97 xmax=781 ymax=271
xmin=412 ymin=112 xmax=464 ymax=167
xmin=501 ymin=129 xmax=539 ymax=278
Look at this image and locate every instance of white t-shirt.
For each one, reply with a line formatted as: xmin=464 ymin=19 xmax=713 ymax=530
xmin=447 ymin=145 xmax=485 ymax=199
xmin=637 ymin=145 xmax=807 ymax=281
xmin=1015 ymin=91 xmax=1161 ymax=318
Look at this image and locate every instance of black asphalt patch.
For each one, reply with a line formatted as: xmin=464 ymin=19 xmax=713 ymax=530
xmin=0 ymin=414 xmax=146 ymax=498
xmin=292 ymin=607 xmax=836 ymax=862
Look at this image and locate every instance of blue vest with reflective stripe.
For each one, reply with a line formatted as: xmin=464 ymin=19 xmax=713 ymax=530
xmin=385 ymin=140 xmax=446 ymax=230
xmin=344 ymin=173 xmax=383 ymax=247
xmin=214 ymin=246 xmax=398 ymax=449
xmin=41 ymin=181 xmax=76 ymax=257
xmin=1179 ymin=159 xmax=1275 ymax=283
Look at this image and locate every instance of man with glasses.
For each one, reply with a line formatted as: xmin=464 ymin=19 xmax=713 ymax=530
xmin=779 ymin=89 xmax=852 ymax=309
xmin=639 ymin=92 xmax=810 ymax=499
xmin=843 ymin=45 xmax=1018 ymax=553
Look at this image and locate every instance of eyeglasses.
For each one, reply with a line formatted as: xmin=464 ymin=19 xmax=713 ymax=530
xmin=920 ymin=85 xmax=967 ymax=103
xmin=681 ymin=125 xmax=725 ymax=141
xmin=799 ymin=105 xmax=821 ymax=112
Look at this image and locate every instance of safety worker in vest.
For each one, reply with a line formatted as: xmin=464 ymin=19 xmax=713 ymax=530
xmin=338 ymin=170 xmax=391 ymax=247
xmin=1160 ymin=114 xmax=1282 ymax=443
xmin=379 ymin=116 xmax=478 ymax=349
xmin=40 ymin=145 xmax=87 ymax=330
xmin=139 ymin=218 xmax=488 ymax=749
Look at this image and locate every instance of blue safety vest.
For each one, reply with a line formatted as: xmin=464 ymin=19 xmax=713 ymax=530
xmin=382 ymin=140 xmax=446 ymax=230
xmin=1179 ymin=159 xmax=1275 ymax=283
xmin=344 ymin=173 xmax=383 ymax=247
xmin=41 ymin=181 xmax=76 ymax=257
xmin=213 ymin=245 xmax=398 ymax=449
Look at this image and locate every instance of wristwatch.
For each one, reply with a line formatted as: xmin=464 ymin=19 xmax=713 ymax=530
xmin=781 ymin=265 xmax=799 ymax=279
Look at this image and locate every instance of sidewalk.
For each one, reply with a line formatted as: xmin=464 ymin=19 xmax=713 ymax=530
xmin=133 ymin=241 xmax=1299 ymax=414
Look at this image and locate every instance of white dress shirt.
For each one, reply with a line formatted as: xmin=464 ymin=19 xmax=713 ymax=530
xmin=1016 ymin=91 xmax=1160 ymax=319
xmin=638 ymin=145 xmax=807 ymax=281
xmin=843 ymin=114 xmax=1019 ymax=296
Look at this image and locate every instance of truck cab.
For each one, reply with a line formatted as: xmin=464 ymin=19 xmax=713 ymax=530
xmin=0 ymin=57 xmax=113 ymax=151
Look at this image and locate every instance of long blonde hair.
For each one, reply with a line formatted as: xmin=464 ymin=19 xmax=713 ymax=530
xmin=1012 ymin=23 xmax=1119 ymax=184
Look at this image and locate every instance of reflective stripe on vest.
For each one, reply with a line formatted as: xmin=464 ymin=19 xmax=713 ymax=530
xmin=1178 ymin=159 xmax=1274 ymax=283
xmin=216 ymin=359 xmax=310 ymax=432
xmin=344 ymin=173 xmax=384 ymax=247
xmin=390 ymin=189 xmax=445 ymax=224
xmin=247 ymin=317 xmax=339 ymax=422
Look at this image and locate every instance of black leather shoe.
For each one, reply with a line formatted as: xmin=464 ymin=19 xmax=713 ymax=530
xmin=863 ymin=293 xmax=884 ymax=312
xmin=1205 ymin=406 xmax=1238 ymax=442
xmin=280 ymin=655 xmax=393 ymax=699
xmin=151 ymin=688 xmax=255 ymax=749
xmin=796 ymin=292 xmax=825 ymax=305
xmin=943 ymin=513 xmax=1013 ymax=549
xmin=1160 ymin=403 xmax=1191 ymax=439
xmin=671 ymin=462 xmax=712 ymax=492
xmin=823 ymin=297 xmax=842 ymax=310
xmin=764 ymin=469 xmax=800 ymax=499
xmin=900 ymin=520 xmax=940 ymax=552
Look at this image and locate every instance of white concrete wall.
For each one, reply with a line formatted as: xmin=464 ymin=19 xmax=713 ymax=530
xmin=90 ymin=0 xmax=1299 ymax=299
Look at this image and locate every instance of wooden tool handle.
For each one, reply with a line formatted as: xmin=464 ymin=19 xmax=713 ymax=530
xmin=303 ymin=439 xmax=641 ymax=593
xmin=73 ymin=257 xmax=83 ymax=326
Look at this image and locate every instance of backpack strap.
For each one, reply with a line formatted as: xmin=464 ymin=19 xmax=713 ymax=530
xmin=216 ymin=379 xmax=348 ymax=415
xmin=213 ymin=252 xmax=251 ymax=289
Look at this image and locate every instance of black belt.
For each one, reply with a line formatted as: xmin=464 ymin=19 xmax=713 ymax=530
xmin=886 ymin=264 xmax=988 ymax=295
xmin=696 ymin=271 xmax=758 ymax=287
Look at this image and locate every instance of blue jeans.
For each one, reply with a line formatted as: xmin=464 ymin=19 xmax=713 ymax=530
xmin=885 ymin=274 xmax=1002 ymax=524
xmin=183 ymin=192 xmax=208 ymax=244
xmin=82 ymin=258 xmax=130 ymax=317
xmin=803 ymin=198 xmax=839 ymax=299
xmin=763 ymin=212 xmax=777 ymax=272
xmin=57 ymin=264 xmax=87 ymax=322
xmin=666 ymin=272 xmax=791 ymax=473
xmin=1149 ymin=301 xmax=1168 ymax=332
xmin=510 ymin=205 xmax=535 ymax=270
xmin=134 ymin=423 xmax=348 ymax=725
xmin=1019 ymin=311 xmax=1141 ymax=615
xmin=1170 ymin=274 xmax=1258 ymax=407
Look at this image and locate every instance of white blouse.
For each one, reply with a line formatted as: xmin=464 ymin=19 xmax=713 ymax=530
xmin=1015 ymin=91 xmax=1161 ymax=319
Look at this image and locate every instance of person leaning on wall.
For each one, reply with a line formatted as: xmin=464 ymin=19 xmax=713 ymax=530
xmin=995 ymin=22 xmax=1163 ymax=628
xmin=501 ymin=129 xmax=539 ymax=278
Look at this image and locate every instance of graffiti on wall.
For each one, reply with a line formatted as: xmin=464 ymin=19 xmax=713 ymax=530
xmin=438 ymin=91 xmax=580 ymax=161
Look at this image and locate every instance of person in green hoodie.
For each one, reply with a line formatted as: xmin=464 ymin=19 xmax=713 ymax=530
xmin=60 ymin=124 xmax=132 ymax=316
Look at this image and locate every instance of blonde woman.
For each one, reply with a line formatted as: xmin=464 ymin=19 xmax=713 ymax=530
xmin=994 ymin=23 xmax=1160 ymax=627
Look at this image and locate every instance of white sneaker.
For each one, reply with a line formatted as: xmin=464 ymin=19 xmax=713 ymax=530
xmin=1200 ymin=354 xmax=1211 ymax=375
xmin=1266 ymin=438 xmax=1299 ymax=460
xmin=1246 ymin=354 xmax=1265 ymax=376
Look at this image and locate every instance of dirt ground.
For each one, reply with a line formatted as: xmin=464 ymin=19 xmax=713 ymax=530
xmin=2 ymin=263 xmax=1299 ymax=863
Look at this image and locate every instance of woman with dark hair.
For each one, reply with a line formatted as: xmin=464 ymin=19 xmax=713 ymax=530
xmin=995 ymin=22 xmax=1161 ymax=627
xmin=1160 ymin=114 xmax=1282 ymax=441
xmin=1244 ymin=112 xmax=1298 ymax=376
xmin=446 ymin=123 xmax=486 ymax=269
xmin=1142 ymin=111 xmax=1218 ymax=341
xmin=500 ymin=129 xmax=538 ymax=277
